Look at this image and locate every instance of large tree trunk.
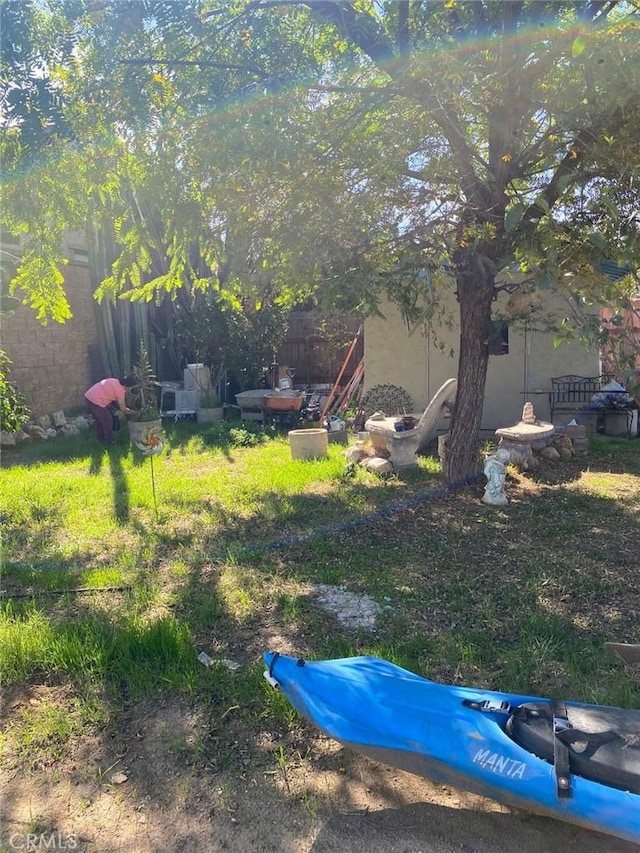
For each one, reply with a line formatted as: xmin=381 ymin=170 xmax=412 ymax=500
xmin=444 ymin=257 xmax=496 ymax=483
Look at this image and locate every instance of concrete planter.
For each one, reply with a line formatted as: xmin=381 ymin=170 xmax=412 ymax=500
xmin=604 ymin=410 xmax=629 ymax=436
xmin=288 ymin=428 xmax=328 ymax=460
xmin=197 ymin=407 xmax=224 ymax=424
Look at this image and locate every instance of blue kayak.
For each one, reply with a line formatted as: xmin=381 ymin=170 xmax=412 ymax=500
xmin=263 ymin=652 xmax=640 ymax=844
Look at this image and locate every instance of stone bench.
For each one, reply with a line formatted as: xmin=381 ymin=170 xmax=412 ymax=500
xmin=364 ymin=379 xmax=457 ymax=469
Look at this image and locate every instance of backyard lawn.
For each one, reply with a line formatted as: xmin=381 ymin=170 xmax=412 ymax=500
xmin=1 ymin=421 xmax=639 ymax=852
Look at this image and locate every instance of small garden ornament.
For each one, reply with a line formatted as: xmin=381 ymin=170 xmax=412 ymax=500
xmin=482 ymin=447 xmax=510 ymax=506
xmin=134 ymin=423 xmax=165 ymax=520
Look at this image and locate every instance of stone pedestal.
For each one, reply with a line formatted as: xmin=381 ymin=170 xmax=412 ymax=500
xmin=495 ymin=406 xmax=555 ymax=469
xmin=364 ymin=378 xmax=457 ymax=470
xmin=364 ymin=415 xmax=421 ymax=468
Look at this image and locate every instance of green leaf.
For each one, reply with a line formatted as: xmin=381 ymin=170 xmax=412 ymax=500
xmin=588 ymin=232 xmax=608 ymax=251
xmin=534 ymin=196 xmax=550 ymax=214
xmin=554 ymin=172 xmax=575 ymax=196
xmin=504 ymin=203 xmax=526 ymax=234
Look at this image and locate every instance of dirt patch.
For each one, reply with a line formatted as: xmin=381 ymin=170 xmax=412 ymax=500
xmin=1 ymin=693 xmax=637 ymax=853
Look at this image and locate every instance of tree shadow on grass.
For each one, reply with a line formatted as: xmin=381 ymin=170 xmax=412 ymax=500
xmin=84 ymin=442 xmax=132 ymax=522
xmin=106 ymin=445 xmax=130 ymax=523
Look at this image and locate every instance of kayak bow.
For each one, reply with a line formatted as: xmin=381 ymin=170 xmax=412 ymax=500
xmin=263 ymin=652 xmax=640 ymax=844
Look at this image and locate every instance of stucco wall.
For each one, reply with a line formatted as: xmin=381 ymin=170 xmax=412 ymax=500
xmin=1 ymin=254 xmax=100 ymax=418
xmin=364 ymin=288 xmax=601 ymax=431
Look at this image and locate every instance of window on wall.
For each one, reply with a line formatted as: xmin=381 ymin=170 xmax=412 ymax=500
xmin=488 ymin=320 xmax=509 ymax=355
xmin=70 ymin=247 xmax=89 ymax=264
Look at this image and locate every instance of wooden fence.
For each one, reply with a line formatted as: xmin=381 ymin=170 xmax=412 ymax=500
xmin=276 ymin=312 xmax=364 ymax=387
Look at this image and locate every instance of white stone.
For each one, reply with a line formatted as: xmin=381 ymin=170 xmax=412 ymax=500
xmin=24 ymin=424 xmax=47 ymax=439
xmin=360 ymin=456 xmax=394 ymax=477
xmin=314 ymin=584 xmax=382 ymax=630
xmin=60 ymin=424 xmax=80 ymax=436
xmin=530 ymin=438 xmax=549 ymax=452
xmin=344 ymin=446 xmax=367 ymax=463
xmin=553 ymin=435 xmax=573 ymax=451
xmin=539 ymin=446 xmax=561 ymax=461
xmin=52 ymin=410 xmax=66 ymax=427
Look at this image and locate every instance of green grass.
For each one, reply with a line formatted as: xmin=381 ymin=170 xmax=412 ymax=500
xmin=1 ymin=422 xmax=639 ymax=772
xmin=9 ymin=693 xmax=109 ymax=766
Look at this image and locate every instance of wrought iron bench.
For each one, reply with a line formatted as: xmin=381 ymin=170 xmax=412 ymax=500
xmin=549 ymin=375 xmax=637 ymax=436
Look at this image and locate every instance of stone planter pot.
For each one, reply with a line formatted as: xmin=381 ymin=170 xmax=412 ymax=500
xmin=288 ymin=428 xmax=328 ymax=460
xmin=197 ymin=407 xmax=224 ymax=424
xmin=604 ymin=410 xmax=629 ymax=436
xmin=128 ymin=419 xmax=162 ymax=445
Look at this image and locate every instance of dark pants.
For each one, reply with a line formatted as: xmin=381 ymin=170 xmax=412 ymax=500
xmin=85 ymin=398 xmax=114 ymax=444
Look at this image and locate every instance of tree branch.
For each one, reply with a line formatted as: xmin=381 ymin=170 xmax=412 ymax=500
xmin=119 ymin=58 xmax=266 ymax=75
xmin=518 ymin=105 xmax=630 ymax=235
xmin=308 ymin=1 xmax=395 ymax=64
xmin=241 ymin=0 xmax=396 ymax=63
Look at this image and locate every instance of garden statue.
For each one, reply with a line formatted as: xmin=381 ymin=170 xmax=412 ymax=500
xmin=482 ymin=447 xmax=510 ymax=506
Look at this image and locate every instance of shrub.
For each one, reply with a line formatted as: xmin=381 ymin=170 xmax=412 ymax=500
xmin=0 ymin=350 xmax=30 ymax=433
xmin=201 ymin=420 xmax=276 ymax=449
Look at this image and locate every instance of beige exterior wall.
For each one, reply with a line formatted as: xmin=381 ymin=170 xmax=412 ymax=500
xmin=364 ymin=287 xmax=600 ymax=431
xmin=1 ymin=235 xmax=100 ymax=418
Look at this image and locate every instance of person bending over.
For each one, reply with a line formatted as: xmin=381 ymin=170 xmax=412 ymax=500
xmin=84 ymin=376 xmax=137 ymax=445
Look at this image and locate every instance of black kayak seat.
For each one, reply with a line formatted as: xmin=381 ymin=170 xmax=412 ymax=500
xmin=506 ymin=701 xmax=640 ymax=794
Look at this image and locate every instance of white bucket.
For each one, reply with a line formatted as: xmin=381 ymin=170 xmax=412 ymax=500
xmin=288 ymin=428 xmax=328 ymax=461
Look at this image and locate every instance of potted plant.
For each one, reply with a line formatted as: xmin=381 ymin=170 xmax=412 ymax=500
xmin=197 ymin=391 xmax=223 ymax=423
xmin=127 ymin=341 xmax=162 ymax=444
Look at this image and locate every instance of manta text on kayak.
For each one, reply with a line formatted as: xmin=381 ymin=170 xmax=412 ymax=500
xmin=473 ymin=749 xmax=527 ymax=779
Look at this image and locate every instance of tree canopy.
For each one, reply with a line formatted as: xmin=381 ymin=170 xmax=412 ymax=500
xmin=2 ymin=0 xmax=640 ymax=478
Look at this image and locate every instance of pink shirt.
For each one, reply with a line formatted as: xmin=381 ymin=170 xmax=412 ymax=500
xmin=85 ymin=378 xmax=127 ymax=408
